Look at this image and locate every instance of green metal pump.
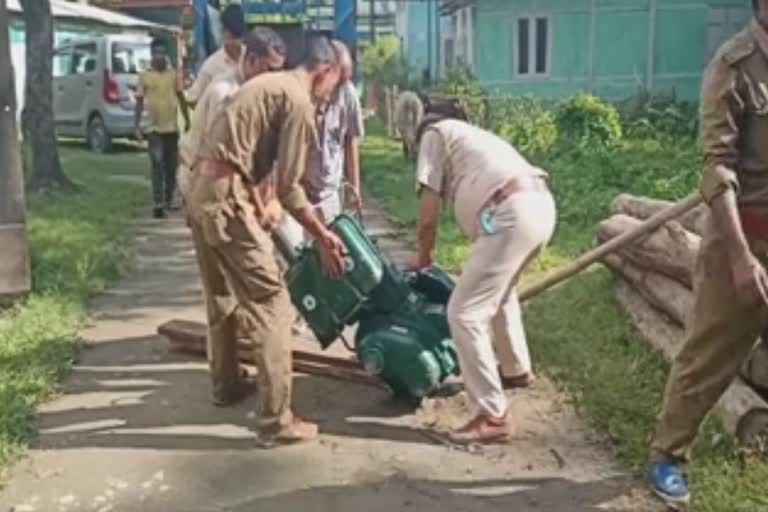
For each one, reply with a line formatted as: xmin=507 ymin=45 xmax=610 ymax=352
xmin=275 ymin=214 xmax=460 ymax=402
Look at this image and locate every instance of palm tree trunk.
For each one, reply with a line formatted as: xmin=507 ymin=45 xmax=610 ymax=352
xmin=19 ymin=0 xmax=76 ymax=193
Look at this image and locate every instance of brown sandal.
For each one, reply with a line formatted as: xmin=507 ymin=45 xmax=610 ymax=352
xmin=448 ymin=415 xmax=512 ymax=445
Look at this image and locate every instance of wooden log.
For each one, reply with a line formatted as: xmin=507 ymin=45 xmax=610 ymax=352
xmin=611 ymin=193 xmax=709 ymax=236
xmin=603 ymin=254 xmax=692 ymax=326
xmin=615 ymin=279 xmax=768 ymax=443
xmin=520 ymin=193 xmax=704 ymax=302
xmin=597 ymin=214 xmax=699 ymax=288
xmin=159 ymin=319 xmax=384 ymax=389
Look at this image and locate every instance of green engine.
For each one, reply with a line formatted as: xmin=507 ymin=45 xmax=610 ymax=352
xmin=279 ymin=214 xmax=460 ymax=402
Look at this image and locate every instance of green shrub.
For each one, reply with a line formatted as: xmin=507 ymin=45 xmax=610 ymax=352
xmin=490 ymin=96 xmax=559 ymax=159
xmin=619 ymin=91 xmax=698 ymax=141
xmin=436 ymin=66 xmax=488 ymax=127
xmin=360 ymin=36 xmax=413 ymax=89
xmin=555 ymin=94 xmax=623 ymax=146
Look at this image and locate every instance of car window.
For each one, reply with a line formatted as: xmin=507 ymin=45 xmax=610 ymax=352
xmin=53 ymin=49 xmax=73 ymax=78
xmin=73 ymin=43 xmax=98 ymax=75
xmin=111 ymin=42 xmax=151 ymax=74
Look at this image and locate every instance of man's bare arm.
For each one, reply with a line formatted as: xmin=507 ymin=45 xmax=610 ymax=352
xmin=416 ymin=188 xmax=442 ymax=268
xmin=344 ymin=135 xmax=361 ymax=205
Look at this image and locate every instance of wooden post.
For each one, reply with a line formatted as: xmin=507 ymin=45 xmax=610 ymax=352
xmin=0 ymin=2 xmax=31 ymax=300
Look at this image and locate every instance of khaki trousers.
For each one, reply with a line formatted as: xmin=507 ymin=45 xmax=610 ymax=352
xmin=651 ymin=215 xmax=768 ymax=462
xmin=448 ymin=191 xmax=556 ymax=418
xmin=187 ymin=173 xmax=294 ymax=428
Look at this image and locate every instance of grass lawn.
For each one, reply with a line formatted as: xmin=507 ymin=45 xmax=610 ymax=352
xmin=0 ymin=144 xmax=148 ymax=474
xmin=362 ymin=129 xmax=768 ymax=511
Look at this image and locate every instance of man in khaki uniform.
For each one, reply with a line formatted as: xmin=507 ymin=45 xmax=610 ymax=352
xmin=185 ymin=36 xmax=345 ymax=444
xmin=180 ymin=28 xmax=286 ymax=403
xmin=649 ymin=0 xmax=768 ymax=505
xmin=177 ymin=27 xmax=286 ymax=207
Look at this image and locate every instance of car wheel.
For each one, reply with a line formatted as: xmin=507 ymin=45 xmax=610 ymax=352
xmin=87 ymin=115 xmax=113 ymax=153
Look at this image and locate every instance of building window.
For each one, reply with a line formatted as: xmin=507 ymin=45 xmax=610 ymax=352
xmin=515 ymin=15 xmax=549 ymax=77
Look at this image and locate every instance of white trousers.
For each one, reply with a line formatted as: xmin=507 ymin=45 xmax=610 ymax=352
xmin=447 ymin=191 xmax=556 ymax=418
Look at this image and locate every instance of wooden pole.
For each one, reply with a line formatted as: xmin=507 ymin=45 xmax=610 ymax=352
xmin=519 ymin=193 xmax=704 ymax=303
xmin=0 ymin=3 xmax=31 ymax=300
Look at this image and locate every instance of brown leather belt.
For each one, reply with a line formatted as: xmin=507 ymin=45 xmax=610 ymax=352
xmin=740 ymin=207 xmax=768 ymax=241
xmin=197 ymin=159 xmax=238 ymax=179
xmin=488 ymin=175 xmax=550 ymax=208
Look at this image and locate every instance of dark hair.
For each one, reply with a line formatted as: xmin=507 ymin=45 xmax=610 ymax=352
xmin=150 ymin=37 xmax=167 ymax=51
xmin=302 ymin=35 xmax=339 ymax=71
xmin=414 ymin=100 xmax=470 ymax=147
xmin=244 ymin=26 xmax=287 ymax=58
xmin=221 ymin=4 xmax=246 ymax=38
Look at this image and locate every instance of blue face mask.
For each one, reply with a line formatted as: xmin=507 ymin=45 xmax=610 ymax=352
xmin=479 ymin=208 xmax=496 ymax=235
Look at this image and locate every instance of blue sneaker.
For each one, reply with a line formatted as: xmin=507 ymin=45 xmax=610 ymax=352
xmin=649 ymin=460 xmax=690 ymax=508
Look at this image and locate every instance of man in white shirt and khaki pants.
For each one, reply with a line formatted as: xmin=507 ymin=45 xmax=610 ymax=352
xmin=412 ymin=111 xmax=557 ymax=444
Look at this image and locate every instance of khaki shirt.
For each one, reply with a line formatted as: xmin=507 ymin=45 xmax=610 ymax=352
xmin=198 ymin=71 xmax=317 ymax=215
xmin=700 ymin=20 xmax=768 ymax=210
xmin=137 ymin=68 xmax=180 ymax=134
xmin=416 ymin=119 xmax=546 ymax=240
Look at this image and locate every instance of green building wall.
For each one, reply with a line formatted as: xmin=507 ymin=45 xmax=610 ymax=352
xmin=472 ymin=0 xmax=751 ymax=101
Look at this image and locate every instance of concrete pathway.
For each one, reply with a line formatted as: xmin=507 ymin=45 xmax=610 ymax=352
xmin=0 ymin=199 xmax=662 ymax=512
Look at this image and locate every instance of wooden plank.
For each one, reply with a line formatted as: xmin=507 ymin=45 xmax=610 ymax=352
xmin=160 ymin=319 xmax=384 ymax=388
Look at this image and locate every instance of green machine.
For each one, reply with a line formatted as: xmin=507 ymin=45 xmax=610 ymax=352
xmin=275 ymin=214 xmax=460 ymax=402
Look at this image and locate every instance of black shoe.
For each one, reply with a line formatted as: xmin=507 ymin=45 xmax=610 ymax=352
xmin=153 ymin=207 xmax=166 ymax=219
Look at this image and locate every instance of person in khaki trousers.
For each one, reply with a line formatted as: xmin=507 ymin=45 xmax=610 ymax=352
xmin=411 ymin=112 xmax=556 ymax=445
xmin=180 ymin=28 xmax=286 ymax=406
xmin=186 ymin=37 xmax=345 ymax=445
xmin=648 ymin=1 xmax=768 ymax=506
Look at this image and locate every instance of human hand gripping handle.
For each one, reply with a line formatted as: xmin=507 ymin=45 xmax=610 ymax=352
xmin=317 ymin=228 xmax=346 ymax=279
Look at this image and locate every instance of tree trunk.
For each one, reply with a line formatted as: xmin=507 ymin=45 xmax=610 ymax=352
xmin=611 ymin=193 xmax=708 ymax=236
xmin=615 ymin=279 xmax=768 ymax=444
xmin=597 ymin=214 xmax=700 ymax=288
xmin=0 ymin=1 xmax=31 ymax=300
xmin=18 ymin=0 xmax=75 ymax=193
xmin=603 ymin=253 xmax=692 ymax=326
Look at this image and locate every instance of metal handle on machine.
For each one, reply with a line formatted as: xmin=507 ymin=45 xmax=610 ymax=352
xmin=342 ymin=182 xmax=365 ymax=228
xmin=518 ymin=192 xmax=705 ymax=303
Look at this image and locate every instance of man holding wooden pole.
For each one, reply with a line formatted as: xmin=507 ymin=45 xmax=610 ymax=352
xmin=649 ymin=0 xmax=768 ymax=505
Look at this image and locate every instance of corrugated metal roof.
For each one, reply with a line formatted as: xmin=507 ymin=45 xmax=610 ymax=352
xmin=7 ymin=0 xmax=178 ymax=32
